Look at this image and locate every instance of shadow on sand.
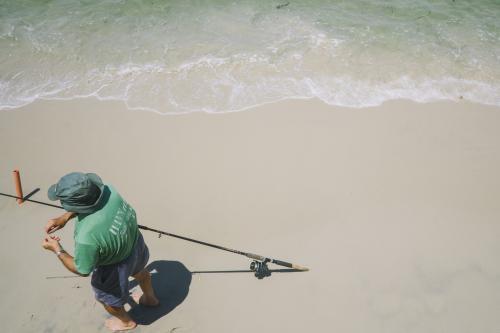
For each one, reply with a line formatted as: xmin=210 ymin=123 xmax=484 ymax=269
xmin=127 ymin=260 xmax=192 ymax=325
xmin=126 ymin=260 xmax=304 ymax=325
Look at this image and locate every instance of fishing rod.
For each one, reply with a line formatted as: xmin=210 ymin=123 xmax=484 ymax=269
xmin=138 ymin=224 xmax=309 ymax=278
xmin=0 ymin=190 xmax=62 ymax=209
xmin=1 ymin=177 xmax=308 ymax=279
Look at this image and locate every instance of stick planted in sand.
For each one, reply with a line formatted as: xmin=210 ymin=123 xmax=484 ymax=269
xmin=12 ymin=170 xmax=23 ymax=204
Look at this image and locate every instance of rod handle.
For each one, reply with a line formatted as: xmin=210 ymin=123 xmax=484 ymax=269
xmin=273 ymin=259 xmax=309 ymax=271
xmin=12 ymin=170 xmax=23 ymax=204
xmin=291 ymin=264 xmax=309 ymax=272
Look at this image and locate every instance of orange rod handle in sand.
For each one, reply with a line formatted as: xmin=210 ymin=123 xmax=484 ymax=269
xmin=12 ymin=170 xmax=23 ymax=204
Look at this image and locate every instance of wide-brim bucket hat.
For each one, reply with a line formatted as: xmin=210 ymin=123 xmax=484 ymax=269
xmin=48 ymin=172 xmax=105 ymax=214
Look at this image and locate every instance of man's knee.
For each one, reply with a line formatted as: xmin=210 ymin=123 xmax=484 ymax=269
xmin=132 ymin=269 xmax=150 ymax=281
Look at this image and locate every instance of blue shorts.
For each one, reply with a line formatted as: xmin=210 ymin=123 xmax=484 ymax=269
xmin=91 ymin=232 xmax=149 ymax=307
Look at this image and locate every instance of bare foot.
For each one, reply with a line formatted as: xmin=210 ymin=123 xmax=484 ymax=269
xmin=104 ymin=317 xmax=137 ymax=332
xmin=131 ymin=291 xmax=159 ymax=307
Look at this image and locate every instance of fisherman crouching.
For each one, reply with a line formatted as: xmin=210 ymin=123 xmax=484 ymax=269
xmin=42 ymin=172 xmax=159 ymax=331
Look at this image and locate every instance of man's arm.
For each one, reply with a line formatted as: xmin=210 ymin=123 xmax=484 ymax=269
xmin=45 ymin=212 xmax=77 ymax=234
xmin=57 ymin=251 xmax=89 ymax=277
xmin=42 ymin=235 xmax=89 ymax=277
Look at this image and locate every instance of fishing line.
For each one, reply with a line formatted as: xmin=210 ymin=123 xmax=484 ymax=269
xmin=1 ymin=191 xmax=308 ymax=279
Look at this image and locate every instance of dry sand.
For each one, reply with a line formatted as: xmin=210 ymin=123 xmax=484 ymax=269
xmin=1 ymin=98 xmax=500 ymax=333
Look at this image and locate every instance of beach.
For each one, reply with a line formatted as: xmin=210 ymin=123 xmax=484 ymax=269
xmin=2 ymin=1 xmax=500 ymax=331
xmin=1 ymin=98 xmax=500 ymax=332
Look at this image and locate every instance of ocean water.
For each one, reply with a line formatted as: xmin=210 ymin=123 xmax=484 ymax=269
xmin=1 ymin=0 xmax=499 ymax=114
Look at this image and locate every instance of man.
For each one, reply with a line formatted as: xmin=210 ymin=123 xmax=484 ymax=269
xmin=42 ymin=172 xmax=159 ymax=331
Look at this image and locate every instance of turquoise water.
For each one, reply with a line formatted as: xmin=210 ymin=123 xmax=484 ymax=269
xmin=1 ymin=0 xmax=499 ymax=113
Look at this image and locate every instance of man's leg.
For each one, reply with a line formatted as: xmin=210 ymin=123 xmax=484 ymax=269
xmin=92 ymin=269 xmax=137 ymax=331
xmin=99 ymin=302 xmax=137 ymax=331
xmin=132 ymin=269 xmax=159 ymax=306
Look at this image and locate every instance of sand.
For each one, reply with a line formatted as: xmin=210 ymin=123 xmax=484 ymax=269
xmin=1 ymin=98 xmax=500 ymax=333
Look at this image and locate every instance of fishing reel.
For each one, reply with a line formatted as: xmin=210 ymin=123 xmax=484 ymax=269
xmin=250 ymin=259 xmax=271 ymax=279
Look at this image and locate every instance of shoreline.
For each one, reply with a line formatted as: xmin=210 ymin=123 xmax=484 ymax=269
xmin=1 ymin=93 xmax=497 ymax=116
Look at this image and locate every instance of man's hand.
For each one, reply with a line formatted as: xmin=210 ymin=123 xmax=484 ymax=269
xmin=45 ymin=212 xmax=76 ymax=234
xmin=42 ymin=235 xmax=62 ymax=253
xmin=42 ymin=236 xmax=85 ymax=276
